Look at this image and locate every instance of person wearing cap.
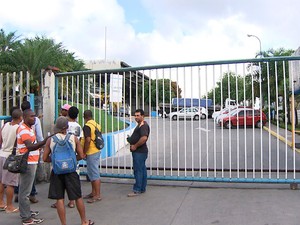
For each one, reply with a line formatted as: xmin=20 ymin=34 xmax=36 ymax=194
xmin=60 ymin=104 xmax=71 ymax=117
xmin=43 ymin=116 xmax=94 ymax=225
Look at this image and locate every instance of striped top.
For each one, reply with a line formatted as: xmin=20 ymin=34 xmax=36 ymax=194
xmin=17 ymin=122 xmax=39 ymax=164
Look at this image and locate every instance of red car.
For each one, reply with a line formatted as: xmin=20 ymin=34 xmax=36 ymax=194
xmin=220 ymin=108 xmax=267 ymax=129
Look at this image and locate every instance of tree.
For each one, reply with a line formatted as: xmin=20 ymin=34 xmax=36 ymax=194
xmin=206 ymin=72 xmax=249 ymax=106
xmin=143 ymin=79 xmax=182 ymax=107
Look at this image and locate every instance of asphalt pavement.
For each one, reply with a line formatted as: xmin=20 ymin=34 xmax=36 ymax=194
xmin=1 ymin=177 xmax=300 ymax=225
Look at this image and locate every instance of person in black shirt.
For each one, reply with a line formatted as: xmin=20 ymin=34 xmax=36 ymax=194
xmin=127 ymin=109 xmax=150 ymax=197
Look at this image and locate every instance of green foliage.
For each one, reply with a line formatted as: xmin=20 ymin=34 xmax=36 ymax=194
xmin=143 ymin=79 xmax=182 ymax=106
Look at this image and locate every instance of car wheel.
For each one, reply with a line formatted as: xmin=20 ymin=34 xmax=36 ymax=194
xmin=194 ymin=115 xmax=199 ymax=120
xmin=201 ymin=114 xmax=206 ymax=119
xmin=255 ymin=120 xmax=263 ymax=128
xmin=172 ymin=115 xmax=177 ymax=120
xmin=225 ymin=121 xmax=232 ymax=129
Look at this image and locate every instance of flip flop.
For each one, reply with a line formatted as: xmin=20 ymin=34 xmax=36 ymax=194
xmin=67 ymin=202 xmax=75 ymax=208
xmin=6 ymin=208 xmax=19 ymax=213
xmin=87 ymin=197 xmax=102 ymax=203
xmin=83 ymin=193 xmax=93 ymax=199
xmin=0 ymin=206 xmax=7 ymax=211
xmin=84 ymin=220 xmax=95 ymax=225
xmin=50 ymin=203 xmax=57 ymax=208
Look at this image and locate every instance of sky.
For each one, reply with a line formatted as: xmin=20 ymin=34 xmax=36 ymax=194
xmin=0 ymin=0 xmax=299 ymax=68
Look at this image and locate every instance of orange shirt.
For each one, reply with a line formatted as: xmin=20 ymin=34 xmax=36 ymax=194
xmin=17 ymin=122 xmax=39 ymax=164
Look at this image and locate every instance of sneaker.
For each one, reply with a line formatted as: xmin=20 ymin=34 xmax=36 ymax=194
xmin=29 ymin=196 xmax=39 ymax=203
xmin=127 ymin=192 xmax=141 ymax=197
xmin=30 ymin=211 xmax=40 ymax=217
xmin=22 ymin=218 xmax=44 ymax=225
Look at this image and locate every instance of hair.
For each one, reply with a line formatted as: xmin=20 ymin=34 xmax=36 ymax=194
xmin=11 ymin=108 xmax=22 ymax=120
xmin=68 ymin=106 xmax=79 ymax=119
xmin=21 ymin=101 xmax=31 ymax=111
xmin=10 ymin=106 xmax=20 ymax=116
xmin=83 ymin=110 xmax=93 ymax=119
xmin=135 ymin=109 xmax=145 ymax=116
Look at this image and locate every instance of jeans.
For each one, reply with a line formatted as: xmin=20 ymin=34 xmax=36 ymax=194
xmin=14 ymin=183 xmax=37 ymax=196
xmin=86 ymin=151 xmax=101 ymax=182
xmin=132 ymin=152 xmax=148 ymax=193
xmin=19 ymin=164 xmax=37 ymax=220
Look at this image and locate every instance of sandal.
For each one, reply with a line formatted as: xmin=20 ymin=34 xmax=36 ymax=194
xmin=87 ymin=197 xmax=102 ymax=203
xmin=83 ymin=220 xmax=95 ymax=225
xmin=67 ymin=202 xmax=75 ymax=208
xmin=0 ymin=206 xmax=7 ymax=211
xmin=83 ymin=193 xmax=93 ymax=199
xmin=51 ymin=203 xmax=57 ymax=208
xmin=6 ymin=208 xmax=19 ymax=213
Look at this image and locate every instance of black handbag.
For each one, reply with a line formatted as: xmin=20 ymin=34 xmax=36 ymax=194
xmin=3 ymin=147 xmax=29 ymax=174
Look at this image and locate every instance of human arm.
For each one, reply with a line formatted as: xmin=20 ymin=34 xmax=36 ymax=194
xmin=74 ymin=136 xmax=85 ymax=159
xmin=82 ymin=126 xmax=91 ymax=154
xmin=43 ymin=138 xmax=51 ymax=162
xmin=130 ymin=136 xmax=148 ymax=151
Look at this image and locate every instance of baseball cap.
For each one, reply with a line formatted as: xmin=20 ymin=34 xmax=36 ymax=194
xmin=54 ymin=116 xmax=69 ymax=133
xmin=61 ymin=104 xmax=71 ymax=111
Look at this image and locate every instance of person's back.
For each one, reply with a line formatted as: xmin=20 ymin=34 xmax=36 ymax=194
xmin=43 ymin=116 xmax=94 ymax=225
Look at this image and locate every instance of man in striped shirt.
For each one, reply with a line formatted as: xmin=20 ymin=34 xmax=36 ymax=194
xmin=17 ymin=109 xmax=52 ymax=225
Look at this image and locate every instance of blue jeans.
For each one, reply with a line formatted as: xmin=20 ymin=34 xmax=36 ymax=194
xmin=132 ymin=152 xmax=148 ymax=193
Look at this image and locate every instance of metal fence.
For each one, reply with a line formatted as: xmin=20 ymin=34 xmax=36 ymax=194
xmin=55 ymin=56 xmax=300 ymax=184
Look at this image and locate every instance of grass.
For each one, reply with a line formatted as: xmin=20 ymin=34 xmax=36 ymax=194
xmin=58 ymin=101 xmax=128 ymax=133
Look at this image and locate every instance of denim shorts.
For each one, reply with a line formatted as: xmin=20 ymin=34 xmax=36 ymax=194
xmin=86 ymin=151 xmax=101 ymax=181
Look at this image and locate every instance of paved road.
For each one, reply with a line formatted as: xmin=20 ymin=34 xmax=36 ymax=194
xmin=2 ymin=178 xmax=300 ymax=225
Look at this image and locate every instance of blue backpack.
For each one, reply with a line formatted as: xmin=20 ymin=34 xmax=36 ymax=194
xmin=51 ymin=133 xmax=77 ymax=175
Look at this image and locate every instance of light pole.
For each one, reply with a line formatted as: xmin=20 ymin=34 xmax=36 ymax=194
xmin=247 ymin=34 xmax=262 ymax=57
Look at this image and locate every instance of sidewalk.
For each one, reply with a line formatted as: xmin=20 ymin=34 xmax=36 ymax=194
xmin=2 ymin=178 xmax=300 ymax=225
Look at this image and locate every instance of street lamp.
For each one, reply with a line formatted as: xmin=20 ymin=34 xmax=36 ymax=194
xmin=247 ymin=34 xmax=262 ymax=57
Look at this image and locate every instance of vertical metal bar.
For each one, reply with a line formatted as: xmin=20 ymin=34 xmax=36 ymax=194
xmin=251 ymin=64 xmax=255 ymax=178
xmin=0 ymin=73 xmax=3 ymax=115
xmin=183 ymin=67 xmax=187 ymax=177
xmin=220 ymin=66 xmax=224 ymax=178
xmin=212 ymin=66 xmax=216 ymax=178
xmin=205 ymin=66 xmax=209 ymax=177
xmin=190 ymin=67 xmax=194 ymax=177
xmin=104 ymin=72 xmax=108 ymax=174
xmin=282 ymin=61 xmax=288 ymax=179
xmin=267 ymin=62 xmax=272 ymax=179
xmin=26 ymin=72 xmax=30 ymax=99
xmin=235 ymin=64 xmax=239 ymax=178
xmin=148 ymin=69 xmax=152 ymax=175
xmin=155 ymin=69 xmax=159 ymax=175
xmin=162 ymin=69 xmax=166 ymax=176
xmin=198 ymin=66 xmax=202 ymax=177
xmin=71 ymin=76 xmax=74 ymax=105
xmin=66 ymin=76 xmax=69 ymax=103
xmin=12 ymin=72 xmax=16 ymax=106
xmin=176 ymin=68 xmax=180 ymax=176
xmin=259 ymin=61 xmax=263 ymax=178
xmin=19 ymin=71 xmax=23 ymax=108
xmin=61 ymin=75 xmax=64 ymax=106
xmin=169 ymin=68 xmax=173 ymax=176
xmin=6 ymin=73 xmax=9 ymax=115
xmin=275 ymin=61 xmax=279 ymax=179
xmin=227 ymin=64 xmax=232 ymax=178
xmin=243 ymin=63 xmax=247 ymax=178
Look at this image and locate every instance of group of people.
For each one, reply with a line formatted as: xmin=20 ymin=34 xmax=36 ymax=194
xmin=0 ymin=102 xmax=150 ymax=225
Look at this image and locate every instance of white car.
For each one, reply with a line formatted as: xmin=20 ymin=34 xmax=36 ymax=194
xmin=197 ymin=107 xmax=208 ymax=119
xmin=169 ymin=107 xmax=201 ymax=120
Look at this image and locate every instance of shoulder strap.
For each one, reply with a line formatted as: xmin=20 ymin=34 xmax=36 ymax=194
xmin=52 ymin=133 xmax=71 ymax=145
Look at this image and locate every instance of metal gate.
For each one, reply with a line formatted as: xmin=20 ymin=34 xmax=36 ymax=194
xmin=55 ymin=56 xmax=300 ymax=184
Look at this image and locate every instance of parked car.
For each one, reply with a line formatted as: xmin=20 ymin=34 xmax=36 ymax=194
xmin=169 ymin=107 xmax=201 ymax=120
xmin=197 ymin=107 xmax=208 ymax=119
xmin=219 ymin=108 xmax=267 ymax=129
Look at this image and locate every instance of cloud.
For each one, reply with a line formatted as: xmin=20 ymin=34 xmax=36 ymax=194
xmin=0 ymin=0 xmax=299 ymax=67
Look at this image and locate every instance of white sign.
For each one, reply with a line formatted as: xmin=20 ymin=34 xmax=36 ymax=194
xmin=110 ymin=74 xmax=123 ymax=102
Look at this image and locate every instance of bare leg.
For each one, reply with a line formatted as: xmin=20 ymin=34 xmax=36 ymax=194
xmin=56 ymin=199 xmax=66 ymax=225
xmin=75 ymin=197 xmax=88 ymax=225
xmin=5 ymin=185 xmax=18 ymax=211
xmin=0 ymin=183 xmax=5 ymax=207
xmin=91 ymin=179 xmax=101 ymax=199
